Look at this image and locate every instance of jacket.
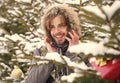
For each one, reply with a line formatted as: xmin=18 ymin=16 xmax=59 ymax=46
xmin=25 ymin=40 xmax=80 ymax=83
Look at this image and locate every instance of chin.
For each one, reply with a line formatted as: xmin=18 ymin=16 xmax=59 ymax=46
xmin=56 ymin=40 xmax=65 ymax=45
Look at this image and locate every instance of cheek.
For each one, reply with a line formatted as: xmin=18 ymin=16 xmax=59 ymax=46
xmin=50 ymin=30 xmax=54 ymax=36
xmin=63 ymin=29 xmax=68 ymax=36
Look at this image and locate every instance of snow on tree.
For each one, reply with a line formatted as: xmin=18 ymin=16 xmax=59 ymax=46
xmin=0 ymin=0 xmax=120 ymax=83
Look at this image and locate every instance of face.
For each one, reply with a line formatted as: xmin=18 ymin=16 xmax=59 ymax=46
xmin=50 ymin=15 xmax=68 ymax=45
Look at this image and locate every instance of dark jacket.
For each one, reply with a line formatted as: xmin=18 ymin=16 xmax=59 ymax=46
xmin=25 ymin=40 xmax=80 ymax=83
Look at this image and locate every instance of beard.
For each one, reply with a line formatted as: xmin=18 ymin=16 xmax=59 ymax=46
xmin=52 ymin=32 xmax=66 ymax=45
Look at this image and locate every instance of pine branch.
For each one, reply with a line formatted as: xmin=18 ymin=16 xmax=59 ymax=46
xmin=93 ymin=0 xmax=120 ymax=44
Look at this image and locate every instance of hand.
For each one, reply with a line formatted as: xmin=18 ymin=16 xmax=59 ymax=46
xmin=65 ymin=29 xmax=79 ymax=46
xmin=44 ymin=36 xmax=56 ymax=52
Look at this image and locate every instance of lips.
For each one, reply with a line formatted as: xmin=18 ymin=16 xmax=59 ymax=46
xmin=55 ymin=35 xmax=63 ymax=38
xmin=52 ymin=33 xmax=66 ymax=44
xmin=55 ymin=35 xmax=63 ymax=40
xmin=54 ymin=33 xmax=65 ymax=39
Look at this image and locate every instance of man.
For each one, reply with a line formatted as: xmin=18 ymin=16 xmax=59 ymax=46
xmin=25 ymin=4 xmax=81 ymax=83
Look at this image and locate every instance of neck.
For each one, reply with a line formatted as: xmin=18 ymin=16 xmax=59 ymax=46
xmin=52 ymin=40 xmax=69 ymax=55
xmin=56 ymin=40 xmax=69 ymax=48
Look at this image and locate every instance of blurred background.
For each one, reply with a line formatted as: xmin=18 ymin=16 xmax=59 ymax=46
xmin=0 ymin=0 xmax=120 ymax=83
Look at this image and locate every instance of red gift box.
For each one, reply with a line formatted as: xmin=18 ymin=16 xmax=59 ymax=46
xmin=89 ymin=58 xmax=120 ymax=81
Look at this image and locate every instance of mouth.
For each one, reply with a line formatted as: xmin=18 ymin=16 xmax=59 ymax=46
xmin=54 ymin=36 xmax=64 ymax=41
xmin=53 ymin=33 xmax=66 ymax=42
xmin=55 ymin=35 xmax=63 ymax=38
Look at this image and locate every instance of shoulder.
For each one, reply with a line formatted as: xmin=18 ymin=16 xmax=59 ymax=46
xmin=33 ymin=41 xmax=48 ymax=56
xmin=33 ymin=46 xmax=48 ymax=56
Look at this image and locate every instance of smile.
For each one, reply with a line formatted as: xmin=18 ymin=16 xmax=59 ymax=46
xmin=55 ymin=35 xmax=63 ymax=38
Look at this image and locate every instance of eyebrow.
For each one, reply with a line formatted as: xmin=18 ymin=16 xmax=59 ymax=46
xmin=50 ymin=22 xmax=66 ymax=26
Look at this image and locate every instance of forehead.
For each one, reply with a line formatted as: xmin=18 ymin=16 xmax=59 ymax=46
xmin=50 ymin=15 xmax=66 ymax=24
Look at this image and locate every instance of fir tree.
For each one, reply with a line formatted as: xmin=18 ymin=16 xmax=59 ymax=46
xmin=0 ymin=0 xmax=120 ymax=83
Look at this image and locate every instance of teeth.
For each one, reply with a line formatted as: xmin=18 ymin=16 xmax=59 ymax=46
xmin=56 ymin=35 xmax=62 ymax=38
xmin=56 ymin=36 xmax=62 ymax=37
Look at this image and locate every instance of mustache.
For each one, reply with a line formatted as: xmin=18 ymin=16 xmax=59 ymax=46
xmin=53 ymin=32 xmax=65 ymax=36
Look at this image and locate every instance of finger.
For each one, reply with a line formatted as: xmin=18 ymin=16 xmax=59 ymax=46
xmin=71 ymin=30 xmax=79 ymax=39
xmin=44 ymin=36 xmax=50 ymax=44
xmin=65 ymin=36 xmax=71 ymax=42
xmin=68 ymin=31 xmax=74 ymax=38
xmin=72 ymin=30 xmax=77 ymax=36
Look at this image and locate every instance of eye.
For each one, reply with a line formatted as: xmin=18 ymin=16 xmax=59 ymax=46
xmin=49 ymin=25 xmax=54 ymax=29
xmin=59 ymin=23 xmax=66 ymax=27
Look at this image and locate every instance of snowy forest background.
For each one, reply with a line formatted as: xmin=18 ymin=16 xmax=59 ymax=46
xmin=0 ymin=0 xmax=120 ymax=83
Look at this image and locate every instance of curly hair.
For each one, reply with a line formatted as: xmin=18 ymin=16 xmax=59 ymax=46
xmin=41 ymin=4 xmax=81 ymax=38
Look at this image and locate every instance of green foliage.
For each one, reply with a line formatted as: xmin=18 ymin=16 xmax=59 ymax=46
xmin=0 ymin=0 xmax=46 ymax=34
xmin=0 ymin=0 xmax=120 ymax=83
xmin=73 ymin=73 xmax=114 ymax=83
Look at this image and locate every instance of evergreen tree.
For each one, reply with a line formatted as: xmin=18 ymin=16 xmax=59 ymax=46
xmin=0 ymin=0 xmax=119 ymax=83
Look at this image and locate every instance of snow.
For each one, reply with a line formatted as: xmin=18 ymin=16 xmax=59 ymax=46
xmin=37 ymin=28 xmax=45 ymax=35
xmin=0 ymin=0 xmax=120 ymax=82
xmin=5 ymin=34 xmax=24 ymax=42
xmin=102 ymin=0 xmax=120 ymax=19
xmin=101 ymin=24 xmax=110 ymax=31
xmin=45 ymin=52 xmax=65 ymax=64
xmin=4 ymin=32 xmax=44 ymax=54
xmin=82 ymin=0 xmax=120 ymax=20
xmin=60 ymin=0 xmax=80 ymax=4
xmin=63 ymin=55 xmax=89 ymax=70
xmin=0 ymin=47 xmax=9 ymax=54
xmin=15 ymin=0 xmax=31 ymax=3
xmin=0 ymin=37 xmax=9 ymax=53
xmin=8 ymin=10 xmax=20 ymax=17
xmin=30 ymin=51 xmax=90 ymax=82
xmin=68 ymin=41 xmax=120 ymax=56
xmin=94 ymin=31 xmax=110 ymax=43
xmin=82 ymin=6 xmax=106 ymax=19
xmin=0 ymin=16 xmax=9 ymax=23
xmin=45 ymin=52 xmax=89 ymax=69
xmin=61 ymin=73 xmax=82 ymax=82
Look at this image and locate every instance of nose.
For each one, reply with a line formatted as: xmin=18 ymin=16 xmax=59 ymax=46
xmin=54 ymin=27 xmax=60 ymax=33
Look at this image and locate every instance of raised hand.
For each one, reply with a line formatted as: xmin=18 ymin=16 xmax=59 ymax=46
xmin=65 ymin=29 xmax=79 ymax=46
xmin=44 ymin=36 xmax=56 ymax=52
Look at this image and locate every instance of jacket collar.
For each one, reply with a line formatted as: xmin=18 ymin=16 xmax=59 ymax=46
xmin=51 ymin=40 xmax=69 ymax=55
